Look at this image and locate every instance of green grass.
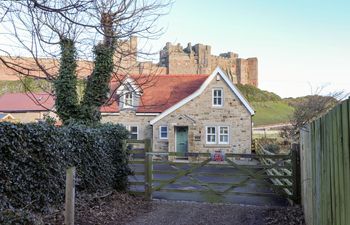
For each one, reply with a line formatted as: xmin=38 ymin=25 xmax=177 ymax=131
xmin=0 ymin=80 xmax=24 ymax=95
xmin=252 ymin=101 xmax=294 ymax=127
xmin=0 ymin=79 xmax=85 ymax=98
xmin=237 ymin=84 xmax=281 ymax=102
xmin=236 ymin=84 xmax=295 ymax=126
xmin=0 ymin=79 xmax=50 ymax=95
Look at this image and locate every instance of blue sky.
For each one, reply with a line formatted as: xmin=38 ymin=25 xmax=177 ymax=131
xmin=147 ymin=0 xmax=350 ymax=98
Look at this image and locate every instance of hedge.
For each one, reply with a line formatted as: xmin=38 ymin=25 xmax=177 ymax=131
xmin=0 ymin=122 xmax=130 ymax=216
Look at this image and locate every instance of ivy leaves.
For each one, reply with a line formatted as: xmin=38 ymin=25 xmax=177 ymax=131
xmin=55 ymin=38 xmax=115 ymax=125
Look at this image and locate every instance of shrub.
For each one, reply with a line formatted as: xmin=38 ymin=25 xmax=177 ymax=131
xmin=0 ymin=209 xmax=43 ymax=225
xmin=0 ymin=122 xmax=130 ymax=213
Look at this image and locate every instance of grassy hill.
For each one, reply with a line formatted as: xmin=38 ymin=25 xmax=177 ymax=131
xmin=251 ymin=101 xmax=294 ymax=126
xmin=236 ymin=84 xmax=281 ymax=102
xmin=237 ymin=84 xmax=294 ymax=126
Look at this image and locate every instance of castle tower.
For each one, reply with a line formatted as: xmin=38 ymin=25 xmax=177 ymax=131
xmin=193 ymin=44 xmax=212 ymax=74
xmin=247 ymin=58 xmax=258 ymax=87
xmin=113 ymin=36 xmax=138 ymax=72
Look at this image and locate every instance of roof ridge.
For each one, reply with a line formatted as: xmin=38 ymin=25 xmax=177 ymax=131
xmin=121 ymin=74 xmax=209 ymax=77
xmin=0 ymin=92 xmax=50 ymax=96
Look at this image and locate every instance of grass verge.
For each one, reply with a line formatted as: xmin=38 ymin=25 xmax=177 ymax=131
xmin=252 ymin=101 xmax=294 ymax=127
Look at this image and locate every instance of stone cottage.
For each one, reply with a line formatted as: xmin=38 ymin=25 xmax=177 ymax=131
xmin=102 ymin=67 xmax=255 ymax=154
xmin=0 ymin=67 xmax=254 ymax=154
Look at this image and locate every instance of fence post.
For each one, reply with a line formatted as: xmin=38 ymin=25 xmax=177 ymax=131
xmin=122 ymin=139 xmax=127 ymax=152
xmin=144 ymin=139 xmax=153 ymax=200
xmin=65 ymin=167 xmax=76 ymax=225
xmin=291 ymin=143 xmax=301 ymax=204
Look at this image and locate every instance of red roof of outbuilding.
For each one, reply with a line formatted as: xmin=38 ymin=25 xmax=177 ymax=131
xmin=0 ymin=74 xmax=209 ymax=113
xmin=0 ymin=92 xmax=54 ymax=112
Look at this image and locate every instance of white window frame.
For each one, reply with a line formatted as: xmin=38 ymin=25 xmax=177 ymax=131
xmin=159 ymin=126 xmax=168 ymax=139
xmin=218 ymin=126 xmax=229 ymax=144
xmin=212 ymin=88 xmax=223 ymax=107
xmin=206 ymin=126 xmax=216 ymax=144
xmin=127 ymin=125 xmax=139 ymax=140
xmin=205 ymin=126 xmax=230 ymax=145
xmin=124 ymin=92 xmax=133 ymax=108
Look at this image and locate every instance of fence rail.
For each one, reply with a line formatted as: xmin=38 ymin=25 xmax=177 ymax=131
xmin=256 ymin=143 xmax=299 ymax=202
xmin=300 ymin=98 xmax=350 ymax=225
xmin=127 ymin=139 xmax=300 ymax=203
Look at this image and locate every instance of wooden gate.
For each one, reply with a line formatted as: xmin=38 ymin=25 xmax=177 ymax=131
xmin=127 ymin=139 xmax=300 ymax=204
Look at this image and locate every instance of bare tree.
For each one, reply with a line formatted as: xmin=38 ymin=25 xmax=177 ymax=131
xmin=0 ymin=0 xmax=172 ymax=123
xmin=282 ymin=87 xmax=348 ymax=141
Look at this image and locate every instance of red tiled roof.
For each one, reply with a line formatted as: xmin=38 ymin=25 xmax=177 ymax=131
xmin=0 ymin=74 xmax=209 ymax=114
xmin=103 ymin=74 xmax=209 ymax=113
xmin=0 ymin=92 xmax=54 ymax=112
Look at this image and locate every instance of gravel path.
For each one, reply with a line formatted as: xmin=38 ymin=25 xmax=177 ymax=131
xmin=126 ymin=200 xmax=305 ymax=225
xmin=43 ymin=192 xmax=304 ymax=225
xmin=126 ymin=200 xmax=268 ymax=225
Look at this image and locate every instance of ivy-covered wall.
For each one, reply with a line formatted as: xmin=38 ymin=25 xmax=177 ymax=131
xmin=0 ymin=122 xmax=130 ymax=223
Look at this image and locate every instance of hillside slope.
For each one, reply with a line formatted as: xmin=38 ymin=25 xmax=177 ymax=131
xmin=237 ymin=84 xmax=294 ymax=126
xmin=251 ymin=101 xmax=294 ymax=126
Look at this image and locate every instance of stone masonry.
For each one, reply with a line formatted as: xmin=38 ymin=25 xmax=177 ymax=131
xmin=159 ymin=42 xmax=258 ymax=87
xmin=101 ymin=111 xmax=154 ymax=140
xmin=0 ymin=37 xmax=258 ymax=87
xmin=101 ymin=71 xmax=252 ymax=155
xmin=152 ymin=75 xmax=252 ymax=155
xmin=118 ymin=38 xmax=259 ymax=87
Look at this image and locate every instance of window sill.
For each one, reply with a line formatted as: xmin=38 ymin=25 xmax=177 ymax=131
xmin=159 ymin=139 xmax=168 ymax=142
xmin=204 ymin=144 xmax=231 ymax=148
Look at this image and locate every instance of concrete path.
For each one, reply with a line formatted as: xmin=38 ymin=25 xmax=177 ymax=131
xmin=125 ymin=200 xmax=269 ymax=225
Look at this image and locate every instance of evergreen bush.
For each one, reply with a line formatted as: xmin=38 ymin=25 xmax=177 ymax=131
xmin=0 ymin=122 xmax=130 ymax=215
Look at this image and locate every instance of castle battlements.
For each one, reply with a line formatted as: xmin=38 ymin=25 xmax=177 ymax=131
xmin=158 ymin=41 xmax=258 ymax=86
xmin=0 ymin=37 xmax=258 ymax=87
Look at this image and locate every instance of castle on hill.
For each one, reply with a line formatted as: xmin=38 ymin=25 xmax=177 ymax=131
xmin=115 ymin=37 xmax=258 ymax=87
xmin=0 ymin=37 xmax=258 ymax=87
xmin=159 ymin=41 xmax=258 ymax=87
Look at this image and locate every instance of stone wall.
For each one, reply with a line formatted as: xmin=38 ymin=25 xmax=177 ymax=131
xmin=159 ymin=42 xmax=258 ymax=87
xmin=152 ymin=76 xmax=252 ymax=155
xmin=247 ymin=58 xmax=258 ymax=87
xmin=101 ymin=111 xmax=156 ymax=140
xmin=0 ymin=37 xmax=258 ymax=86
xmin=101 ymin=75 xmax=252 ymax=155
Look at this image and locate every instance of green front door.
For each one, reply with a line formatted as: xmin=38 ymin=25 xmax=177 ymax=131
xmin=176 ymin=127 xmax=188 ymax=154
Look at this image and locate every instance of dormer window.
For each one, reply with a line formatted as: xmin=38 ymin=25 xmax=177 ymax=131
xmin=124 ymin=92 xmax=133 ymax=108
xmin=212 ymin=88 xmax=223 ymax=107
xmin=116 ymin=76 xmax=141 ymax=110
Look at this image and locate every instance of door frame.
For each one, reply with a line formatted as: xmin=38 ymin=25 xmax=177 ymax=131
xmin=174 ymin=126 xmax=189 ymax=154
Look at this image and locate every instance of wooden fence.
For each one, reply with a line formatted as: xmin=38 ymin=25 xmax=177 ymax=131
xmin=300 ymin=98 xmax=350 ymax=225
xmin=127 ymin=139 xmax=299 ymax=203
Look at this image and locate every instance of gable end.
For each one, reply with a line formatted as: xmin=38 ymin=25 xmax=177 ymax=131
xmin=150 ymin=67 xmax=255 ymax=125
